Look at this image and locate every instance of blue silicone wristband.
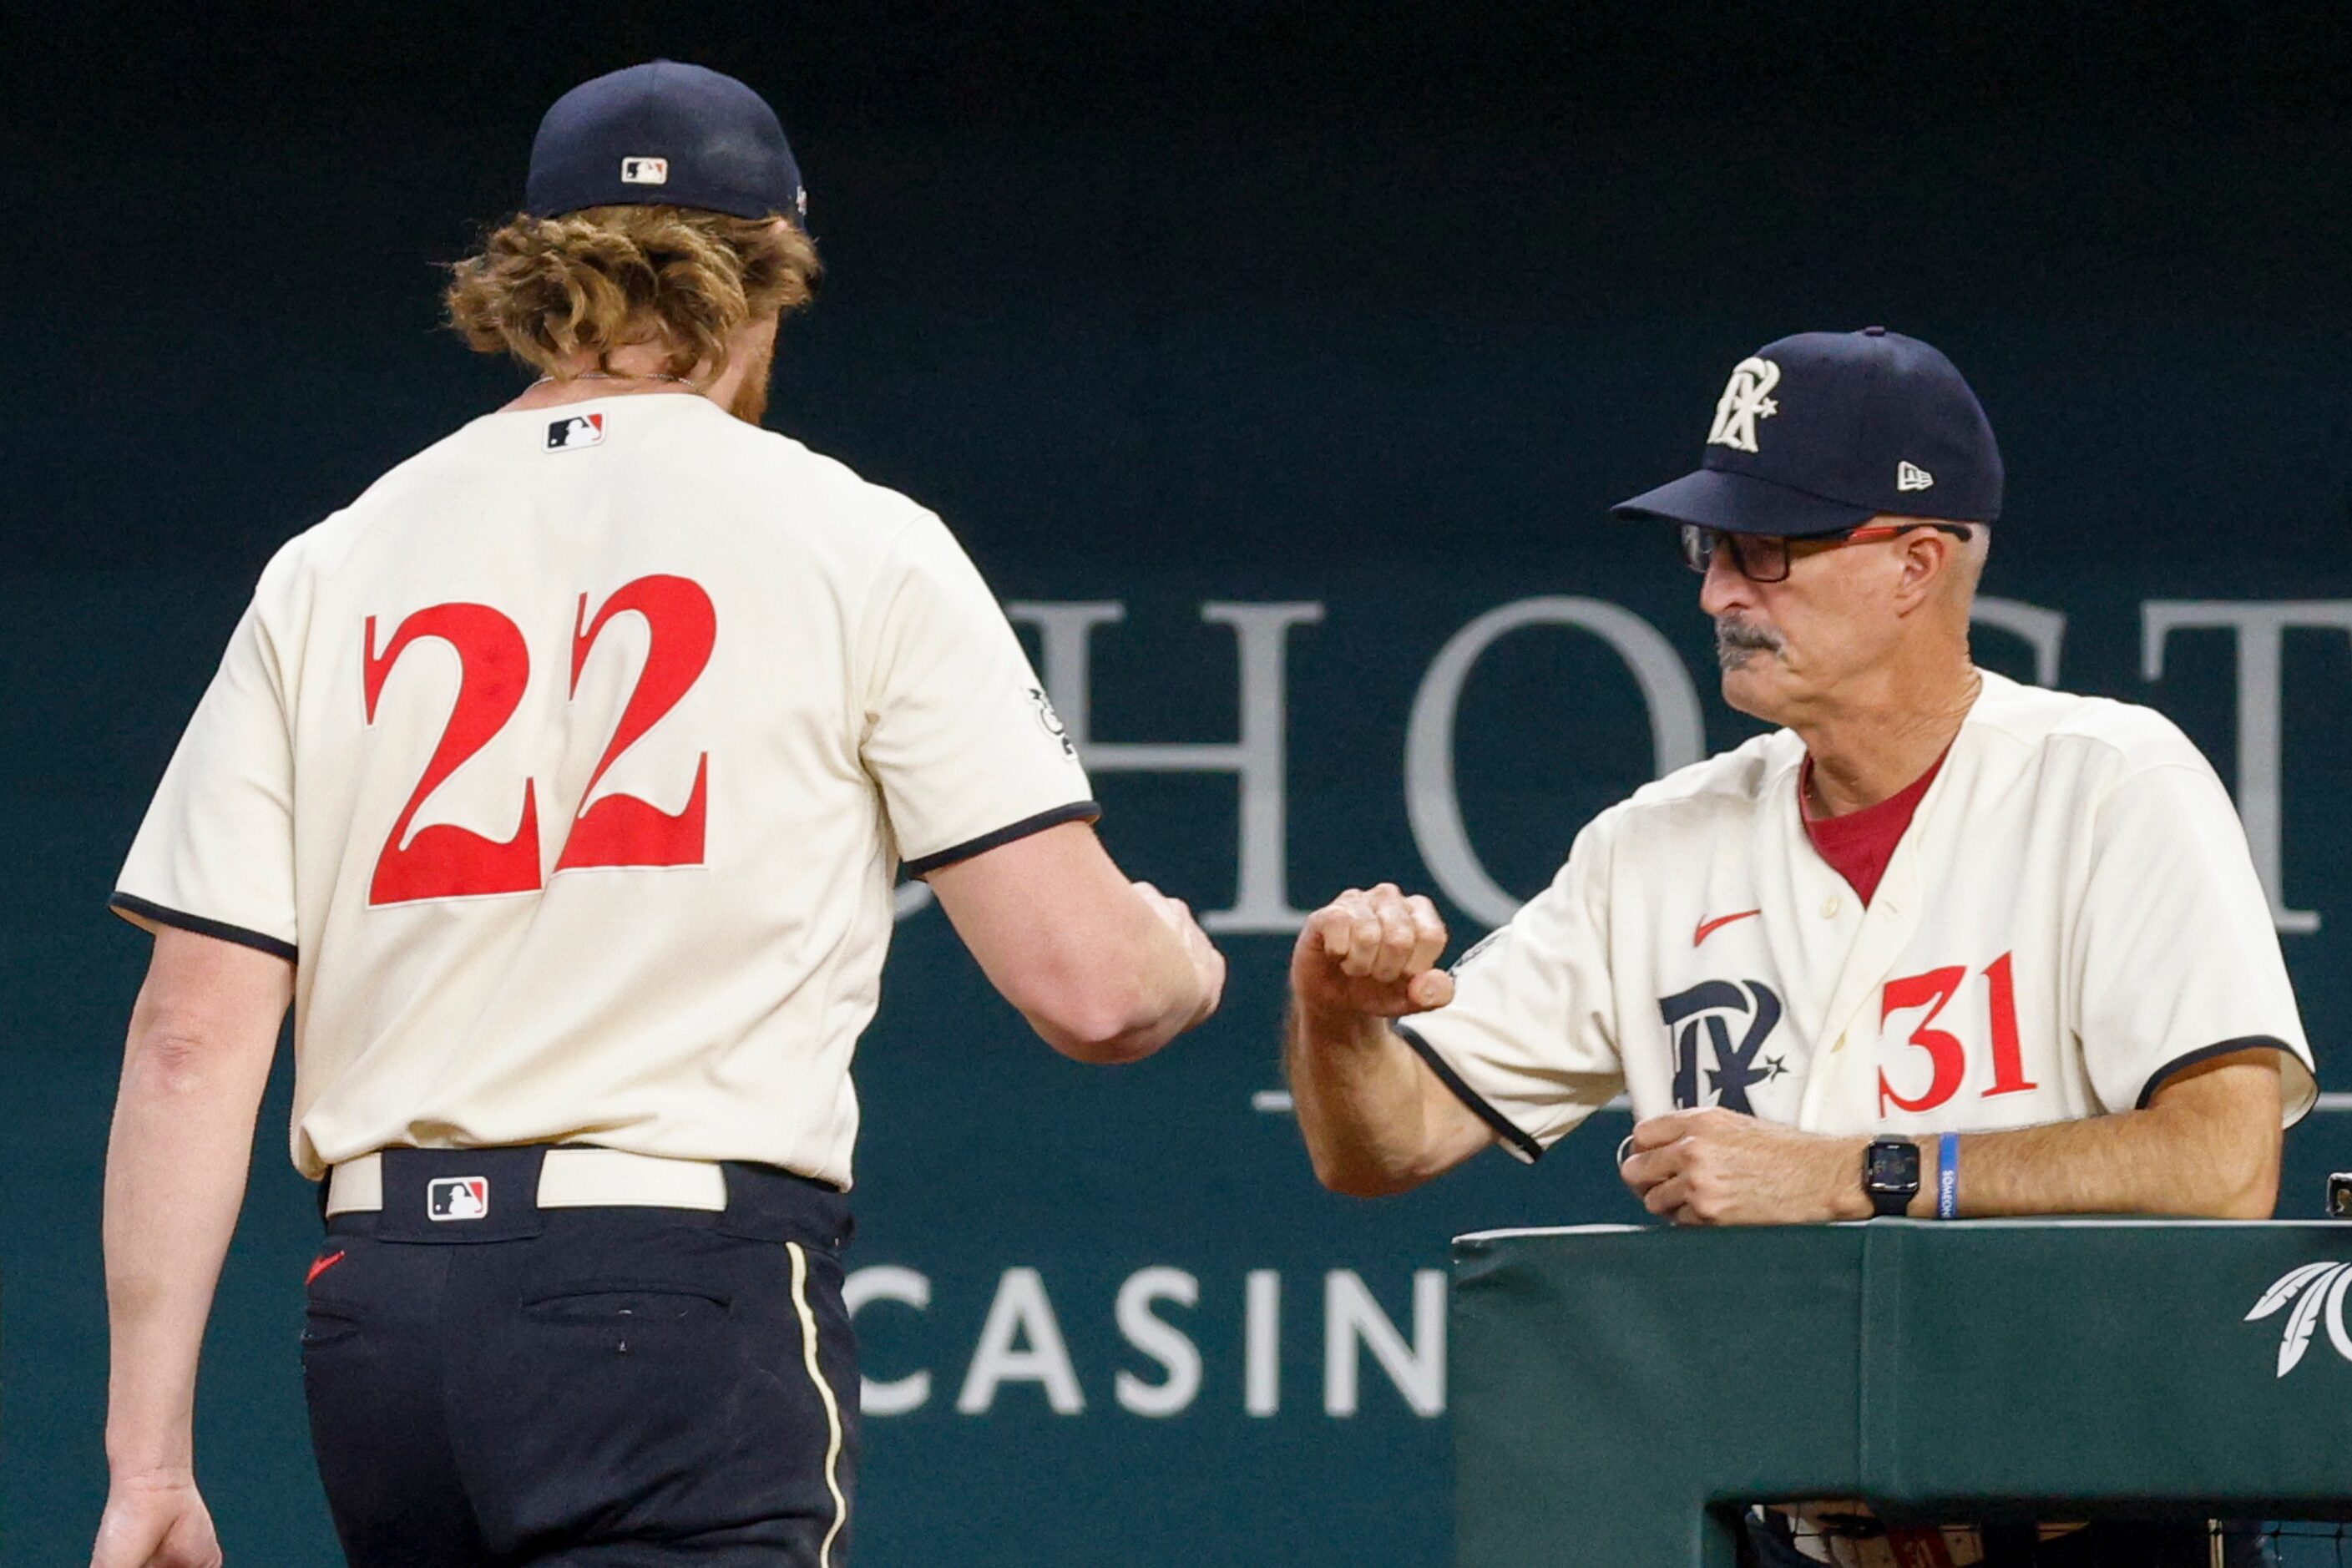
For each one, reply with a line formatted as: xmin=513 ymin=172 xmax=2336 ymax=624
xmin=1937 ymin=1131 xmax=1960 ymax=1220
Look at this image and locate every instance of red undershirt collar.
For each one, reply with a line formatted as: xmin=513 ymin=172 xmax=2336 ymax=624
xmin=1799 ymin=746 xmax=1951 ymax=906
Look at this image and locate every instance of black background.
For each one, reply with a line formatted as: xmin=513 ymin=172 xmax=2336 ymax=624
xmin=15 ymin=3 xmax=2352 ymax=575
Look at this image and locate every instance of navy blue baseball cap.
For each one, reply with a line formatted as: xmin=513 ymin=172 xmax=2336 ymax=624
xmin=1611 ymin=327 xmax=2001 ymax=537
xmin=526 ymin=61 xmax=809 ymax=228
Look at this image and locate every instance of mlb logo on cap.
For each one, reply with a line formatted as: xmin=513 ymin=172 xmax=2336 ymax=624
xmin=527 ymin=61 xmax=808 ymax=228
xmin=547 ymin=412 xmax=604 ymax=451
xmin=427 ymin=1176 xmax=490 ymax=1222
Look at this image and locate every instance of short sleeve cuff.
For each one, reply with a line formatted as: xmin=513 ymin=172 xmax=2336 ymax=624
xmin=1397 ymin=1023 xmax=1545 ymax=1165
xmin=902 ymin=801 xmax=1103 ymax=878
xmin=110 ymin=893 xmax=298 ymax=963
xmin=2135 ymin=1034 xmax=2315 ymax=1126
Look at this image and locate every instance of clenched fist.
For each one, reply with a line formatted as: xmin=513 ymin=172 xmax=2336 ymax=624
xmin=1133 ymin=880 xmax=1227 ymax=1026
xmin=90 ymin=1470 xmax=221 ymax=1568
xmin=1292 ymin=883 xmax=1454 ymax=1020
xmin=1618 ymin=1107 xmax=1872 ymax=1226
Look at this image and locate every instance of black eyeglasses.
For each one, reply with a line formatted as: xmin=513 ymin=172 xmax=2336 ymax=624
xmin=1680 ymin=522 xmax=1975 ymax=584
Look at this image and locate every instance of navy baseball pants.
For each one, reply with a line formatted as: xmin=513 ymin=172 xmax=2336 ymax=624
xmin=301 ymin=1147 xmax=859 ymax=1566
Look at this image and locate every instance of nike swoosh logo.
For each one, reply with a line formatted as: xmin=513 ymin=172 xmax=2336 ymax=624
xmin=1693 ymin=909 xmax=1762 ymax=947
xmin=306 ymin=1250 xmax=347 ymax=1287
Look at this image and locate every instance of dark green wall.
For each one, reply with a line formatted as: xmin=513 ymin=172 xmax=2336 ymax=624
xmin=8 ymin=6 xmax=2352 ymax=1562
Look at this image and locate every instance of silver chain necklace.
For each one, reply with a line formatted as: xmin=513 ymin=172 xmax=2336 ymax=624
xmin=532 ymin=370 xmax=698 ymax=387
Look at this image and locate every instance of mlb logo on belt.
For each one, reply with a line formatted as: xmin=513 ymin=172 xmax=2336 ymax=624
xmin=427 ymin=1176 xmax=490 ymax=1222
xmin=547 ymin=413 xmax=604 ymax=451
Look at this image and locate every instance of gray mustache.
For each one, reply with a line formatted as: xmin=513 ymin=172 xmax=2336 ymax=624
xmin=1713 ymin=619 xmax=1783 ymax=668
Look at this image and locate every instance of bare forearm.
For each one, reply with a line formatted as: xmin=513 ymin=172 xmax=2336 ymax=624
xmin=1927 ymin=1101 xmax=2279 ymax=1220
xmin=1037 ymin=911 xmax=1208 ymax=1062
xmin=1285 ymin=1005 xmax=1439 ymax=1196
xmin=924 ymin=825 xmax=1222 ymax=1065
xmin=1283 ymin=884 xmax=1490 ymax=1196
xmin=101 ymin=933 xmax=292 ymax=1478
xmin=1628 ymin=1058 xmax=2283 ymax=1227
xmin=1127 ymin=919 xmax=1208 ymax=1037
xmin=103 ymin=1028 xmax=273 ymax=1472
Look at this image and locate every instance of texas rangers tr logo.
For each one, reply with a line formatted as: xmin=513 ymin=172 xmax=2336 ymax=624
xmin=427 ymin=1176 xmax=490 ymax=1222
xmin=1706 ymin=357 xmax=1782 ymax=453
xmin=2246 ymin=1262 xmax=2352 ymax=1378
xmin=1658 ymin=979 xmax=1785 ymax=1113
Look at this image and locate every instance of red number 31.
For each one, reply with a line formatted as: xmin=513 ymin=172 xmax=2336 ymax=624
xmin=1878 ymin=952 xmax=2035 ymax=1115
xmin=363 ymin=575 xmax=716 ymax=906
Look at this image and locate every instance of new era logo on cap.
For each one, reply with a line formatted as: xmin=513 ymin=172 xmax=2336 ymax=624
xmin=427 ymin=1176 xmax=490 ymax=1222
xmin=547 ymin=412 xmax=604 ymax=451
xmin=1898 ymin=461 xmax=1935 ymax=492
xmin=620 ymin=156 xmax=669 ymax=185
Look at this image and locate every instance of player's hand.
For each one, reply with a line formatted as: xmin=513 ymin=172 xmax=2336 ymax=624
xmin=1291 ymin=884 xmax=1454 ymax=1021
xmin=90 ymin=1469 xmax=222 ymax=1568
xmin=1618 ymin=1108 xmax=1871 ymax=1227
xmin=1133 ymin=882 xmax=1227 ymax=1027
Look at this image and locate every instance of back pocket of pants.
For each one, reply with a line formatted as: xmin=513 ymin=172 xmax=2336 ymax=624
xmin=522 ymin=1280 xmax=730 ymax=1324
xmin=302 ymin=1299 xmax=368 ymax=1352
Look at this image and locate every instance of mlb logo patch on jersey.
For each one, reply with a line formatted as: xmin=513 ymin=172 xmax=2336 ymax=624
xmin=427 ymin=1176 xmax=490 ymax=1222
xmin=547 ymin=413 xmax=605 ymax=452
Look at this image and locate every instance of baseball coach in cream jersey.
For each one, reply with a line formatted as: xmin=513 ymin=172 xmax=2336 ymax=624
xmin=1282 ymin=330 xmax=2312 ymax=1565
xmin=91 ymin=63 xmax=1224 ymax=1568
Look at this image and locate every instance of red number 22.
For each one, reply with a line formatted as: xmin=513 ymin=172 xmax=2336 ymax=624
xmin=365 ymin=575 xmax=715 ymax=905
xmin=554 ymin=575 xmax=715 ymax=872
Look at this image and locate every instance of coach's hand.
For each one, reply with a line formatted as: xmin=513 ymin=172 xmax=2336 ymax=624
xmin=1292 ymin=883 xmax=1454 ymax=1020
xmin=1620 ymin=1107 xmax=1870 ymax=1226
xmin=1134 ymin=882 xmax=1227 ymax=1026
xmin=91 ymin=1468 xmax=221 ymax=1568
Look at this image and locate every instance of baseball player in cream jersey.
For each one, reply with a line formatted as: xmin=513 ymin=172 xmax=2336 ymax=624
xmin=92 ymin=63 xmax=1223 ymax=1568
xmin=1286 ymin=330 xmax=2309 ymax=1568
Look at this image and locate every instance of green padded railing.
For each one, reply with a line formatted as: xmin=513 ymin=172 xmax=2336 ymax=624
xmin=1451 ymin=1221 xmax=2352 ymax=1565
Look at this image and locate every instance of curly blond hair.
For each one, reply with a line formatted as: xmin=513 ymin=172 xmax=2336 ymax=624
xmin=445 ymin=205 xmax=821 ymax=382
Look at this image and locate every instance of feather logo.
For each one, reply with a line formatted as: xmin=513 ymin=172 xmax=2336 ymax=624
xmin=2245 ymin=1262 xmax=2352 ymax=1378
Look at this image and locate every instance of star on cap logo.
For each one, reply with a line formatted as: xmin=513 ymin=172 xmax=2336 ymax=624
xmin=1897 ymin=461 xmax=1935 ymax=492
xmin=1707 ymin=357 xmax=1781 ymax=454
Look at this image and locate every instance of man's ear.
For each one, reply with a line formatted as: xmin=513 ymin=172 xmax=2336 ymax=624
xmin=1894 ymin=529 xmax=1951 ymax=611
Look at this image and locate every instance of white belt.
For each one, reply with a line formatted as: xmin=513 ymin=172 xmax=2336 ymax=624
xmin=326 ymin=1147 xmax=729 ymax=1216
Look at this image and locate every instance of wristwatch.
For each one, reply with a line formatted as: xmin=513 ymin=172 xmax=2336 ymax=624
xmin=1862 ymin=1139 xmax=1921 ymax=1218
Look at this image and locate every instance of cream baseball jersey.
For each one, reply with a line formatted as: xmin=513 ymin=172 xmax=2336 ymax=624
xmin=113 ymin=394 xmax=1096 ymax=1188
xmin=1400 ymin=670 xmax=2316 ymax=1159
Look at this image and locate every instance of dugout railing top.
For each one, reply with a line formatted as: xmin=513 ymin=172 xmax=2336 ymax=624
xmin=1449 ymin=1219 xmax=2352 ymax=1566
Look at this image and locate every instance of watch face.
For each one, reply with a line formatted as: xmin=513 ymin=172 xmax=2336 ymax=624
xmin=1864 ymin=1140 xmax=1921 ymax=1192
